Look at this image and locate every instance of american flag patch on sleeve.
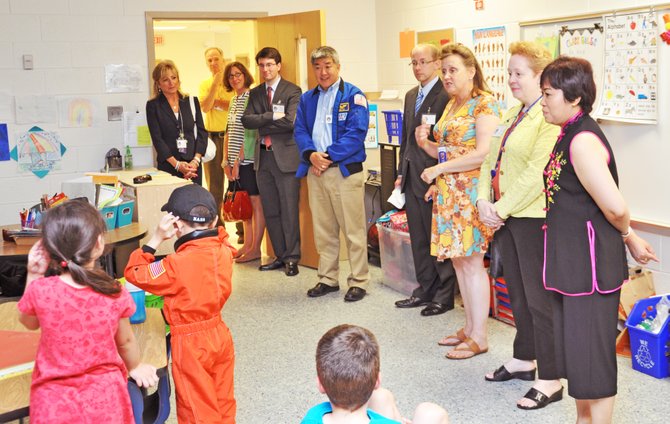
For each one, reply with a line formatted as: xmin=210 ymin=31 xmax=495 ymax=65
xmin=149 ymin=260 xmax=166 ymax=279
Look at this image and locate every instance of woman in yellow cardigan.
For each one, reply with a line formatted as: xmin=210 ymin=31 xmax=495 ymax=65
xmin=476 ymin=41 xmax=562 ymax=410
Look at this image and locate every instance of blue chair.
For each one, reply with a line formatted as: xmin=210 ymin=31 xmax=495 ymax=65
xmin=128 ymin=366 xmax=171 ymax=424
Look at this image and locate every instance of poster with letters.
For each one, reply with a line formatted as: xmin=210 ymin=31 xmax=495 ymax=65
xmin=595 ymin=12 xmax=658 ymax=123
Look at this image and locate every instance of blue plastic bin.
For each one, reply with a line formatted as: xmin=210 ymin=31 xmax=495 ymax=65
xmin=382 ymin=110 xmax=403 ymax=144
xmin=625 ymin=296 xmax=670 ymax=379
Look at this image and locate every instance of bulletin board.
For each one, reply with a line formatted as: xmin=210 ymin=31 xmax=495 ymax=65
xmin=520 ymin=5 xmax=670 ymax=227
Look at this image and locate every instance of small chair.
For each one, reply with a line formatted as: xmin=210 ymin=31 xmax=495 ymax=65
xmin=128 ymin=365 xmax=171 ymax=424
xmin=128 ymin=308 xmax=171 ymax=424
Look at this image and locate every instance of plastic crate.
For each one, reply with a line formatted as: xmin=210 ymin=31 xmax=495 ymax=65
xmin=145 ymin=294 xmax=164 ymax=309
xmin=625 ymin=296 xmax=670 ymax=379
xmin=377 ymin=224 xmax=418 ymax=296
xmin=381 ymin=110 xmax=402 ymax=144
xmin=492 ymin=277 xmax=515 ymax=327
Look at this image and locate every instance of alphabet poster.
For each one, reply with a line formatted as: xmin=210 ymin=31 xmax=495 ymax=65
xmin=473 ymin=26 xmax=507 ymax=108
xmin=595 ymin=12 xmax=658 ymax=123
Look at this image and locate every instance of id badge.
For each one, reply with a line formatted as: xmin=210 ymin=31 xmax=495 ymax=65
xmin=422 ymin=114 xmax=437 ymax=125
xmin=493 ymin=124 xmax=507 ymax=137
xmin=177 ymin=136 xmax=188 ymax=153
xmin=272 ymin=104 xmax=285 ymax=113
xmin=437 ymin=145 xmax=448 ymax=163
xmin=326 ymin=115 xmax=333 ymax=124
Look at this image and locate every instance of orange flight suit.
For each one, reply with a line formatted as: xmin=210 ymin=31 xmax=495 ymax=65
xmin=125 ymin=227 xmax=237 ymax=423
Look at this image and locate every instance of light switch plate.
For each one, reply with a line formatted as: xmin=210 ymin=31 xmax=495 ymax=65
xmin=107 ymin=105 xmax=123 ymax=121
xmin=23 ymin=54 xmax=34 ymax=70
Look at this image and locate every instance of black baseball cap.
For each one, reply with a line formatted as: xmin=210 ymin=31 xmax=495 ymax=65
xmin=161 ymin=184 xmax=217 ymax=223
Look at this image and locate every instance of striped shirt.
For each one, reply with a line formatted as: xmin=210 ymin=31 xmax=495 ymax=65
xmin=225 ymin=91 xmax=253 ymax=166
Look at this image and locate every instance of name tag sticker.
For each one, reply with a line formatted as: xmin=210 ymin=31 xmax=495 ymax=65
xmin=339 ymin=103 xmax=350 ymax=112
xmin=422 ymin=114 xmax=436 ymax=125
xmin=273 ymin=104 xmax=285 ymax=113
xmin=326 ymin=115 xmax=333 ymax=124
xmin=493 ymin=124 xmax=507 ymax=137
xmin=338 ymin=112 xmax=347 ymax=121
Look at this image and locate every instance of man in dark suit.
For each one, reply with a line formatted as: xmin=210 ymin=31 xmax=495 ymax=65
xmin=241 ymin=47 xmax=302 ymax=276
xmin=394 ymin=44 xmax=458 ymax=316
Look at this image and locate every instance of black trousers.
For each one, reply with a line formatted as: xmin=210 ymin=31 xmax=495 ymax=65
xmin=256 ymin=149 xmax=300 ymax=262
xmin=496 ymin=217 xmax=558 ymax=380
xmin=551 ymin=289 xmax=620 ymax=399
xmin=204 ymin=132 xmax=225 ymax=225
xmin=404 ymin=171 xmax=456 ymax=306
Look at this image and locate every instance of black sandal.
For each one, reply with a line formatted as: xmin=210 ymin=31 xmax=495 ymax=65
xmin=485 ymin=365 xmax=536 ymax=382
xmin=517 ymin=386 xmax=564 ymax=410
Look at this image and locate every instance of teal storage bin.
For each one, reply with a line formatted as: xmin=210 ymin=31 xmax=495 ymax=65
xmin=625 ymin=295 xmax=670 ymax=379
xmin=115 ymin=200 xmax=135 ymax=228
xmin=100 ymin=205 xmax=117 ymax=230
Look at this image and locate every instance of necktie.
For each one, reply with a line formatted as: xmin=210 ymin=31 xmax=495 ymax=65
xmin=415 ymin=88 xmax=424 ymax=114
xmin=264 ymin=86 xmax=273 ymax=147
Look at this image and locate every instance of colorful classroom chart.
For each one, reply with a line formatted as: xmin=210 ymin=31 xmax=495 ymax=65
xmin=473 ymin=26 xmax=507 ymax=109
xmin=596 ymin=12 xmax=658 ymax=123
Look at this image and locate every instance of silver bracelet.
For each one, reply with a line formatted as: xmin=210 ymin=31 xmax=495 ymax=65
xmin=174 ymin=161 xmax=181 ymax=171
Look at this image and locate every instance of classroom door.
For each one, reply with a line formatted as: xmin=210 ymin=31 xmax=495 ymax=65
xmin=256 ymin=10 xmax=325 ymax=90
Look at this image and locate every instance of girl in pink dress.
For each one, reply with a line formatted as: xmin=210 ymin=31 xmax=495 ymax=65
xmin=17 ymin=200 xmax=158 ymax=424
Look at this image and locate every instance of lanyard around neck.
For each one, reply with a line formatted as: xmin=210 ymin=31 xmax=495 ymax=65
xmin=490 ymin=96 xmax=542 ymax=179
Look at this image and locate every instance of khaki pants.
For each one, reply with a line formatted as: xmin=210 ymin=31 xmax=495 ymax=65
xmin=307 ymin=168 xmax=369 ymax=288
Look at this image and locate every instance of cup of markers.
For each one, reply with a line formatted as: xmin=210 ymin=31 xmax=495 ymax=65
xmin=20 ymin=209 xmax=37 ymax=229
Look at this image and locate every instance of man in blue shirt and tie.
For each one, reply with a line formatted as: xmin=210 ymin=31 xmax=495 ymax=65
xmin=294 ymin=46 xmax=369 ymax=302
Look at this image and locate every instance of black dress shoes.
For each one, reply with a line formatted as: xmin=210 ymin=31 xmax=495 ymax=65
xmin=344 ymin=287 xmax=366 ymax=302
xmin=259 ymin=259 xmax=283 ymax=271
xmin=395 ymin=296 xmax=428 ymax=308
xmin=307 ymin=283 xmax=340 ymax=297
xmin=420 ymin=302 xmax=453 ymax=316
xmin=285 ymin=261 xmax=299 ymax=276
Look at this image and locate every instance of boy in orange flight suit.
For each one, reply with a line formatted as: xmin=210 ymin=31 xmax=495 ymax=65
xmin=125 ymin=184 xmax=236 ymax=423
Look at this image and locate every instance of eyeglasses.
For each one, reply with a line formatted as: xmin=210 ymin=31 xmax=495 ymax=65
xmin=229 ymin=72 xmax=244 ymax=79
xmin=258 ymin=63 xmax=277 ymax=69
xmin=409 ymin=59 xmax=437 ymax=67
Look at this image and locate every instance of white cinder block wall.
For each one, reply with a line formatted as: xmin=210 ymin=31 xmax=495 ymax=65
xmin=375 ymin=0 xmax=670 ymax=293
xmin=0 ymin=0 xmax=377 ymax=223
xmin=2 ymin=0 xmax=667 ymax=293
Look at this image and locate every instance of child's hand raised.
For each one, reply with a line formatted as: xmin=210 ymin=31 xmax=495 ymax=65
xmin=147 ymin=213 xmax=180 ymax=250
xmin=129 ymin=363 xmax=159 ymax=388
xmin=27 ymin=240 xmax=50 ymax=283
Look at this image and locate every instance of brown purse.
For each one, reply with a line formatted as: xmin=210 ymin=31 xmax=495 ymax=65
xmin=222 ymin=186 xmax=252 ymax=221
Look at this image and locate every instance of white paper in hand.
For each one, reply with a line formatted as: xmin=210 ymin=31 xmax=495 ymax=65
xmin=387 ymin=187 xmax=405 ymax=209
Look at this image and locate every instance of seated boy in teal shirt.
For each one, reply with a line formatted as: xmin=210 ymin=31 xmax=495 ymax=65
xmin=302 ymin=324 xmax=449 ymax=424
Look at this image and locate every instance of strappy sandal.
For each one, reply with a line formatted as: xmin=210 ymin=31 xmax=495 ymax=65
xmin=437 ymin=328 xmax=466 ymax=346
xmin=517 ymin=386 xmax=563 ymax=410
xmin=445 ymin=337 xmax=488 ymax=360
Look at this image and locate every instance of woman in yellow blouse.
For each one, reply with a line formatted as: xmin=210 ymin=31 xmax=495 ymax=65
xmin=476 ymin=41 xmax=562 ymax=410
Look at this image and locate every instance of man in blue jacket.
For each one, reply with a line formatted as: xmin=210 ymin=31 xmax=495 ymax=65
xmin=294 ymin=46 xmax=369 ymax=302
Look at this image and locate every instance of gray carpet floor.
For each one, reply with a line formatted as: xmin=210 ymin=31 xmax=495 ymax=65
xmin=159 ymin=252 xmax=670 ymax=424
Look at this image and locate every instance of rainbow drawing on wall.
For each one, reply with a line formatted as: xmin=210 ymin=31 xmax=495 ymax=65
xmin=59 ymin=97 xmax=96 ymax=127
xmin=10 ymin=126 xmax=67 ymax=178
xmin=68 ymin=98 xmax=94 ymax=127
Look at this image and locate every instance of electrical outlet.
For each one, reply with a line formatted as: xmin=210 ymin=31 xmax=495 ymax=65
xmin=107 ymin=106 xmax=123 ymax=121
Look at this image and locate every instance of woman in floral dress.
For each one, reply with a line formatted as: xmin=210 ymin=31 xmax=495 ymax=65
xmin=416 ymin=43 xmax=501 ymax=359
